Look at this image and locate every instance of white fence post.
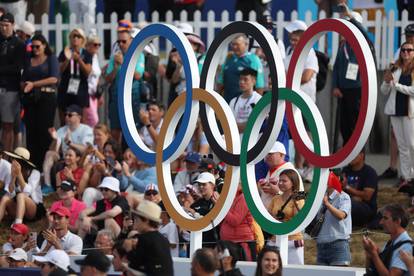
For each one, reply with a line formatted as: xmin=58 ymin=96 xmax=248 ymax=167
xmin=26 ymin=10 xmax=414 ymax=70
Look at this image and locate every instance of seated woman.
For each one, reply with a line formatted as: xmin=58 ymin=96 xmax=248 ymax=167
xmin=0 ymin=147 xmax=45 ymax=224
xmin=268 ymin=169 xmax=305 ymax=265
xmin=82 ymin=139 xmax=123 ymax=207
xmin=118 ymin=148 xmax=157 ymax=192
xmin=56 ymin=147 xmax=86 ymax=195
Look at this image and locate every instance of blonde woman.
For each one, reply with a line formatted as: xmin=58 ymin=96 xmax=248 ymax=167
xmin=57 ymin=28 xmax=92 ymax=125
xmin=382 ymin=42 xmax=414 ymax=187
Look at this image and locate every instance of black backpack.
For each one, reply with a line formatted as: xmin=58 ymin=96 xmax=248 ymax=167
xmin=365 ymin=239 xmax=412 ymax=276
xmin=315 ymin=50 xmax=330 ymax=92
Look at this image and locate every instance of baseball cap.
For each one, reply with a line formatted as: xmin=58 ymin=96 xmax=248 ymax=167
xmin=34 ymin=250 xmax=70 ymax=271
xmin=66 ymin=104 xmax=82 ymax=115
xmin=186 ymin=152 xmax=201 ymax=164
xmin=195 ymin=172 xmax=216 ymax=184
xmin=269 ymin=141 xmax=287 ymax=154
xmin=145 ymin=183 xmax=159 ymax=194
xmin=176 ymin=22 xmax=193 ymax=34
xmin=404 ymin=24 xmax=414 ymax=36
xmin=285 ymin=20 xmax=307 ymax=33
xmin=60 ymin=179 xmax=76 ymax=191
xmin=200 ymin=156 xmax=216 ymax=171
xmin=11 ymin=224 xmax=29 ymax=235
xmin=98 ymin=176 xmax=120 ymax=193
xmin=0 ymin=13 xmax=14 ymax=24
xmin=50 ymin=206 xmax=71 ymax=218
xmin=118 ymin=19 xmax=133 ymax=32
xmin=17 ymin=21 xmax=35 ymax=36
xmin=8 ymin=248 xmax=28 ymax=262
xmin=75 ymin=250 xmax=111 ymax=273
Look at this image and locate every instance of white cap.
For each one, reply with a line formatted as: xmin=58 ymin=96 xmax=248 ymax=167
xmin=8 ymin=248 xmax=28 ymax=262
xmin=33 ymin=250 xmax=70 ymax=271
xmin=176 ymin=22 xmax=193 ymax=34
xmin=195 ymin=172 xmax=216 ymax=184
xmin=17 ymin=21 xmax=35 ymax=36
xmin=349 ymin=11 xmax=363 ymax=24
xmin=98 ymin=176 xmax=120 ymax=193
xmin=285 ymin=20 xmax=308 ymax=33
xmin=269 ymin=141 xmax=286 ymax=154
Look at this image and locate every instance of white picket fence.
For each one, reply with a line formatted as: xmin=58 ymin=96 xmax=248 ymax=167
xmin=27 ymin=9 xmax=414 ymax=70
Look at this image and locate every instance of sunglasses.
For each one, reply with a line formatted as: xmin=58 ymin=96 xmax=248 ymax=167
xmin=145 ymin=191 xmax=158 ymax=196
xmin=32 ymin=44 xmax=41 ymax=49
xmin=100 ymin=187 xmax=110 ymax=192
xmin=401 ymin=48 xmax=414 ymax=53
xmin=72 ymin=34 xmax=83 ymax=39
xmin=65 ymin=112 xmax=78 ymax=118
xmin=117 ymin=39 xmax=128 ymax=45
xmin=93 ymin=43 xmax=101 ymax=47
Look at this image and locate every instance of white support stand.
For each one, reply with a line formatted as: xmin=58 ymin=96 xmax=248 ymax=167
xmin=277 ymin=235 xmax=289 ymax=265
xmin=189 ymin=231 xmax=203 ymax=256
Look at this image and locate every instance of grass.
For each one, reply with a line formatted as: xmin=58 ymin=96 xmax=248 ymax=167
xmin=0 ymin=179 xmax=411 ymax=268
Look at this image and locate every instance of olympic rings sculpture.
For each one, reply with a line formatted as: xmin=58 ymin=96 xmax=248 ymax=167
xmin=118 ymin=19 xmax=377 ymax=236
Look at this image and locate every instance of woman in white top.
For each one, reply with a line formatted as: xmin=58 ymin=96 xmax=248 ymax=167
xmin=0 ymin=147 xmax=44 ymax=224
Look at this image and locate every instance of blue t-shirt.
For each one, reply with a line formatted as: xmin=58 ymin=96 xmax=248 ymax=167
xmin=383 ymin=231 xmax=412 ymax=275
xmin=317 ymin=190 xmax=352 ymax=244
xmin=217 ymin=52 xmax=265 ymax=103
xmin=22 ymin=55 xmax=60 ymax=84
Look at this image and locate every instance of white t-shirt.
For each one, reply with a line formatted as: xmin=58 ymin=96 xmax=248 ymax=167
xmin=140 ymin=119 xmax=163 ymax=150
xmin=284 ymin=47 xmax=319 ymax=102
xmin=6 ymin=169 xmax=42 ymax=204
xmin=159 ymin=220 xmax=179 ymax=257
xmin=0 ymin=158 xmax=11 ymax=192
xmin=229 ymin=91 xmax=262 ymax=125
xmin=57 ymin=124 xmax=94 ymax=154
xmin=40 ymin=230 xmax=83 ymax=255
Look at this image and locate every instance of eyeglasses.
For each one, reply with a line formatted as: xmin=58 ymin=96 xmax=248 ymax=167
xmin=401 ymin=48 xmax=414 ymax=53
xmin=65 ymin=112 xmax=78 ymax=118
xmin=72 ymin=34 xmax=83 ymax=39
xmin=145 ymin=191 xmax=158 ymax=196
xmin=93 ymin=43 xmax=101 ymax=47
xmin=117 ymin=39 xmax=128 ymax=45
xmin=32 ymin=44 xmax=41 ymax=49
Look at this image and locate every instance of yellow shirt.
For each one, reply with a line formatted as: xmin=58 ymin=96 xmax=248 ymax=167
xmin=268 ymin=195 xmax=305 ymax=241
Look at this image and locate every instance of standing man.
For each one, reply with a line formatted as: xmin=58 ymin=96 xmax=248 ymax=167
xmin=229 ymin=68 xmax=262 ymax=134
xmin=217 ymin=34 xmax=265 ymax=103
xmin=105 ymin=23 xmax=145 ymax=144
xmin=363 ymin=204 xmax=412 ymax=276
xmin=0 ymin=13 xmax=25 ymax=152
xmin=126 ymin=200 xmax=173 ymax=276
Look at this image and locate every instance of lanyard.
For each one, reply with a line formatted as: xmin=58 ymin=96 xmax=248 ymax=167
xmin=70 ymin=49 xmax=81 ymax=77
xmin=343 ymin=43 xmax=350 ymax=61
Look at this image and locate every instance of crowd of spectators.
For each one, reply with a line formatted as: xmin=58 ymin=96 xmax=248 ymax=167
xmin=0 ymin=1 xmax=414 ymax=275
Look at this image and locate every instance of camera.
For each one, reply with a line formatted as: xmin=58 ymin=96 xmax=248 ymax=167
xmin=275 ymin=210 xmax=285 ymax=220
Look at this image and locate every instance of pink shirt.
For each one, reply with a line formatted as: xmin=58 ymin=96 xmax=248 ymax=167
xmin=51 ymin=199 xmax=86 ymax=226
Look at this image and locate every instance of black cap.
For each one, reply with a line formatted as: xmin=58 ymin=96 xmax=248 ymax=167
xmin=405 ymin=24 xmax=414 ymax=36
xmin=66 ymin=104 xmax=82 ymax=115
xmin=199 ymin=156 xmax=216 ymax=171
xmin=75 ymin=251 xmax=111 ymax=273
xmin=60 ymin=179 xmax=76 ymax=192
xmin=0 ymin=13 xmax=14 ymax=24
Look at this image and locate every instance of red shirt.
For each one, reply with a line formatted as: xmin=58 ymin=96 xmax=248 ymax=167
xmin=59 ymin=167 xmax=85 ymax=187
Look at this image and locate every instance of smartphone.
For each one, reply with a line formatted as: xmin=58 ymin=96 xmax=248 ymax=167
xmin=30 ymin=232 xmax=37 ymax=241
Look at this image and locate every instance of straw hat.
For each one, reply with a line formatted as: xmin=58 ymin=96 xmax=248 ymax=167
xmin=3 ymin=147 xmax=36 ymax=168
xmin=131 ymin=200 xmax=162 ymax=223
